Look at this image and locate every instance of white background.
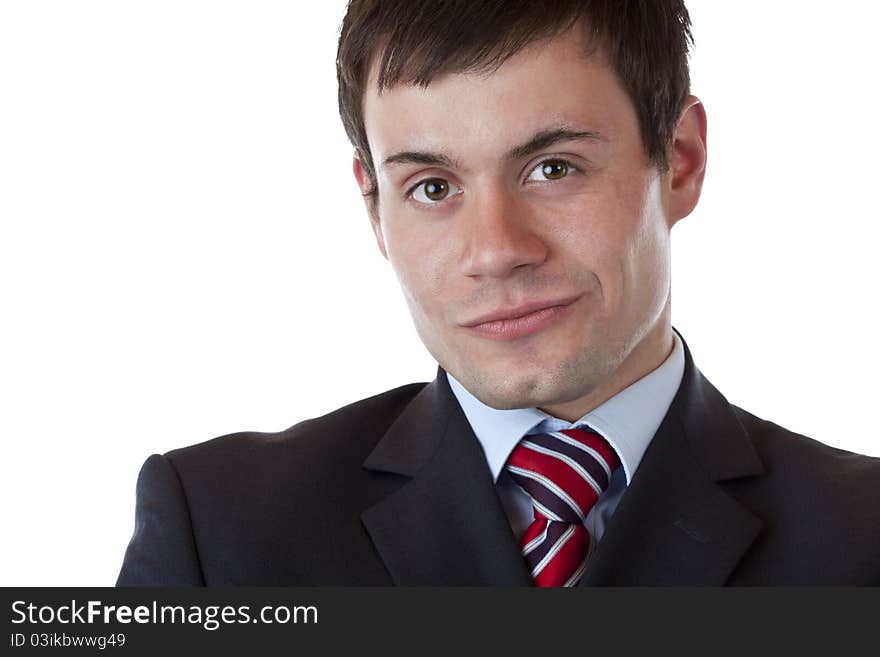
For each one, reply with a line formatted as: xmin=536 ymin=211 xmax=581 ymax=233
xmin=1 ymin=1 xmax=877 ymax=586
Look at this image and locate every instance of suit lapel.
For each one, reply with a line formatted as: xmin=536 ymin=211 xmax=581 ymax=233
xmin=581 ymin=331 xmax=765 ymax=585
xmin=361 ymin=370 xmax=531 ymax=585
xmin=361 ymin=329 xmax=766 ymax=586
xmin=579 ymin=415 xmax=763 ymax=585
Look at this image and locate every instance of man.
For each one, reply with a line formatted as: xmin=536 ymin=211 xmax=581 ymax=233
xmin=117 ymin=0 xmax=880 ymax=586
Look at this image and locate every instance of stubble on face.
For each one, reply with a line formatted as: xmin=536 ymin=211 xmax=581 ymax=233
xmin=441 ymin=287 xmax=670 ymax=418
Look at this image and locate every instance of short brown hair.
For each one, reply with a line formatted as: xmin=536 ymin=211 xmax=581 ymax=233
xmin=336 ymin=0 xmax=693 ymax=203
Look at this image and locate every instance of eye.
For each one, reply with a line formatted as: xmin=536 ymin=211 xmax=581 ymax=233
xmin=526 ymin=159 xmax=571 ymax=182
xmin=410 ymin=177 xmax=461 ymax=204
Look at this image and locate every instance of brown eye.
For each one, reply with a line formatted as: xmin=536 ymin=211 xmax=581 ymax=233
xmin=412 ymin=177 xmax=460 ymax=204
xmin=526 ymin=159 xmax=574 ymax=184
xmin=541 ymin=160 xmax=568 ymax=180
xmin=423 ymin=179 xmax=448 ymax=201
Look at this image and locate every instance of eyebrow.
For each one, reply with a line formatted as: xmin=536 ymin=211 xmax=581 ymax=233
xmin=380 ymin=126 xmax=603 ymax=172
xmin=381 ymin=150 xmax=460 ymax=171
xmin=505 ymin=127 xmax=603 ymax=161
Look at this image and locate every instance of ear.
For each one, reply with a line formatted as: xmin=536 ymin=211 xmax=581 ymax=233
xmin=352 ymin=154 xmax=388 ymax=260
xmin=666 ymin=95 xmax=708 ymax=224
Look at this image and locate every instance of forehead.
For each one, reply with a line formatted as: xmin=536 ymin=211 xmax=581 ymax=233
xmin=361 ymin=25 xmax=636 ymax=166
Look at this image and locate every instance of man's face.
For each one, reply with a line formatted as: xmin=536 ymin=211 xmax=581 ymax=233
xmin=358 ymin=25 xmax=702 ymax=417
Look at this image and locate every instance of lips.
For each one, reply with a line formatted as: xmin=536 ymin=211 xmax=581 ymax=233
xmin=462 ymin=296 xmax=580 ymax=340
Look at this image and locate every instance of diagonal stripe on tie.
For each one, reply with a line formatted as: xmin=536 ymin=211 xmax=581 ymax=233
xmin=525 ymin=432 xmax=612 ymax=488
xmin=505 ymin=427 xmax=620 ymax=587
xmin=557 ymin=429 xmax=620 ymax=474
xmin=513 ymin=443 xmax=603 ymax=514
xmin=506 ymin=463 xmax=583 ymax=522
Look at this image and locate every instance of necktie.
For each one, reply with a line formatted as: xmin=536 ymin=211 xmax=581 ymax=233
xmin=505 ymin=428 xmax=621 ymax=587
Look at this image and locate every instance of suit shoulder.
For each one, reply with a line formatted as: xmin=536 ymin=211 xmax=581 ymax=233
xmin=732 ymin=405 xmax=880 ymax=486
xmin=729 ymin=405 xmax=880 ymax=581
xmin=165 ymin=381 xmax=427 ymax=474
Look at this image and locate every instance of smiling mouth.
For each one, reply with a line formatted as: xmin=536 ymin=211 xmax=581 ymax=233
xmin=462 ymin=296 xmax=580 ymax=340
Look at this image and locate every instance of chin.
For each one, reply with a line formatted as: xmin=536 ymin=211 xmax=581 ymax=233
xmin=455 ymin=339 xmax=622 ymax=409
xmin=455 ymin=365 xmax=589 ymax=411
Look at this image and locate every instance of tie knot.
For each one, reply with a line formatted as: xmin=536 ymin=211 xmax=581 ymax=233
xmin=505 ymin=428 xmax=621 ymax=524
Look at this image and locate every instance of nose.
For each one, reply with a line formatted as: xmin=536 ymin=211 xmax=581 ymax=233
xmin=459 ymin=189 xmax=548 ymax=279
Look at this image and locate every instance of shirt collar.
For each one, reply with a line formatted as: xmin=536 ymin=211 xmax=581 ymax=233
xmin=447 ymin=330 xmax=685 ymax=485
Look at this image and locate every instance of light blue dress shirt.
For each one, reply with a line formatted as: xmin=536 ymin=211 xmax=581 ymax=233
xmin=447 ymin=331 xmax=685 ymax=542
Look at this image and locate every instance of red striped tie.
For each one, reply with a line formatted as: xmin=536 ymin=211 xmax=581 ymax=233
xmin=505 ymin=428 xmax=621 ymax=587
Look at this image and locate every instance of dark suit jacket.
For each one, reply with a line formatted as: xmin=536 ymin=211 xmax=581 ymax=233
xmin=117 ymin=331 xmax=880 ymax=585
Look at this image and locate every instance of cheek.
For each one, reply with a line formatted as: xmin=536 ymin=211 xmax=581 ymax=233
xmin=548 ymin=192 xmax=631 ymax=286
xmin=551 ymin=175 xmax=666 ymax=308
xmin=630 ymin=176 xmax=669 ymax=259
xmin=383 ymin=219 xmax=456 ymax=315
xmin=620 ymin=179 xmax=671 ymax=309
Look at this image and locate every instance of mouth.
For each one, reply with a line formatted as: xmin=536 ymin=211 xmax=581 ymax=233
xmin=461 ymin=295 xmax=581 ymax=340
